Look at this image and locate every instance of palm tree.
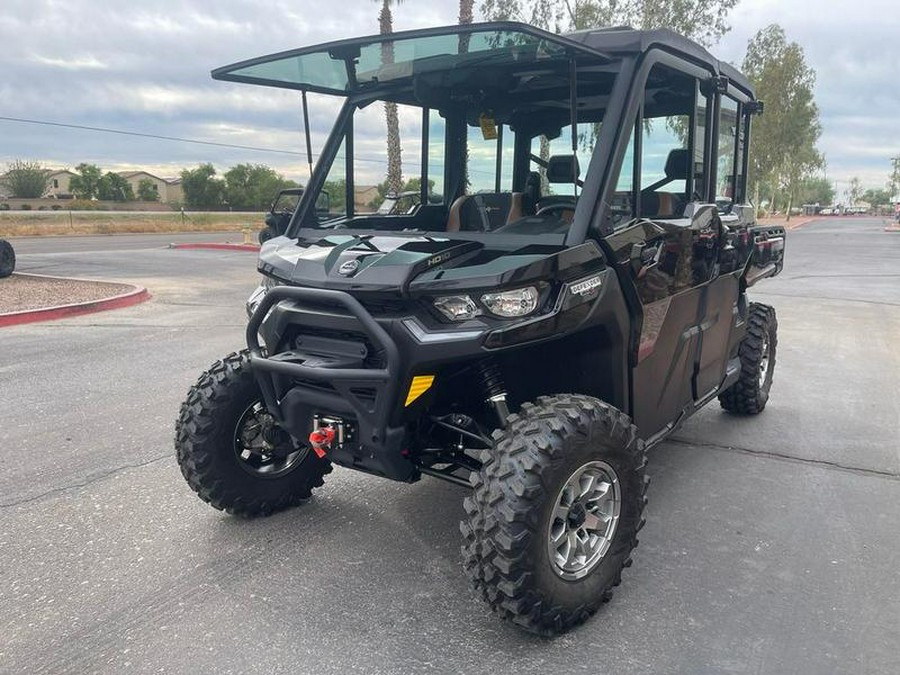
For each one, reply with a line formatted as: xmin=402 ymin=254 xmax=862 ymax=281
xmin=379 ymin=0 xmax=403 ymax=195
xmin=459 ymin=0 xmax=474 ymax=27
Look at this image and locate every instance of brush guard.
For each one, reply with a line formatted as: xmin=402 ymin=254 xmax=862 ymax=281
xmin=246 ymin=286 xmax=404 ymax=464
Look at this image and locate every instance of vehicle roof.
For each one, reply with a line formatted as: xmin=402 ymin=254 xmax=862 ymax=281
xmin=562 ymin=25 xmax=753 ymax=96
xmin=212 ymin=21 xmax=753 ymax=99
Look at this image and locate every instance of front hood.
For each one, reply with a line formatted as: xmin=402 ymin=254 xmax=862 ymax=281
xmin=257 ymin=233 xmax=575 ymax=295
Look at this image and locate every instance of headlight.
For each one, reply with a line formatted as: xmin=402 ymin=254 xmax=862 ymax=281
xmin=433 ymin=295 xmax=479 ymax=321
xmin=245 ymin=276 xmax=279 ymax=318
xmin=480 ymin=286 xmax=539 ymax=318
xmin=245 ymin=285 xmax=267 ymax=318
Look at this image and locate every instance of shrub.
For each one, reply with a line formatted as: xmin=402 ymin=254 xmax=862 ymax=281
xmin=20 ymin=204 xmax=32 ymax=210
xmin=0 ymin=203 xmax=9 ymax=211
xmin=69 ymin=199 xmax=101 ymax=211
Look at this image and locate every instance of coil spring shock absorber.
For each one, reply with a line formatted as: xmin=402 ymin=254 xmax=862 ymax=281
xmin=477 ymin=358 xmax=510 ymax=427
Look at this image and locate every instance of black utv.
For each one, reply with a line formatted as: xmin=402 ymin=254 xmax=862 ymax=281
xmin=176 ymin=22 xmax=785 ymax=635
xmin=259 ymin=188 xmax=304 ymax=244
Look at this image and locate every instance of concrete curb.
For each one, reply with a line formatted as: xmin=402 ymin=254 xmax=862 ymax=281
xmin=0 ymin=272 xmax=151 ymax=328
xmin=169 ymin=242 xmax=260 ymax=252
xmin=884 ymin=226 xmax=900 ymax=232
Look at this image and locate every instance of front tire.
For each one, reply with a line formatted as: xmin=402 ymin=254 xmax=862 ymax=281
xmin=461 ymin=395 xmax=648 ymax=635
xmin=719 ymin=302 xmax=777 ymax=414
xmin=175 ymin=350 xmax=331 ymax=517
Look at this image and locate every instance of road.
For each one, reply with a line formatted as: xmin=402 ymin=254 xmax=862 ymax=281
xmin=1 ymin=219 xmax=898 ymax=674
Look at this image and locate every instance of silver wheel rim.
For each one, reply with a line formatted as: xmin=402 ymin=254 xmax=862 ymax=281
xmin=759 ymin=334 xmax=770 ymax=387
xmin=234 ymin=401 xmax=307 ymax=478
xmin=547 ymin=460 xmax=621 ymax=581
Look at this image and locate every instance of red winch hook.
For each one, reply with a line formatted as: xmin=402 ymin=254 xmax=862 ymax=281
xmin=308 ymin=426 xmax=336 ymax=458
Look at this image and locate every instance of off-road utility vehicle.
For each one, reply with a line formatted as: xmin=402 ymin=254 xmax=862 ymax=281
xmin=259 ymin=187 xmax=305 ymax=244
xmin=176 ymin=22 xmax=785 ymax=634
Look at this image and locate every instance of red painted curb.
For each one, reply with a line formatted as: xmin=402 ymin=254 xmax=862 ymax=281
xmin=0 ymin=284 xmax=151 ymax=328
xmin=170 ymin=242 xmax=260 ymax=252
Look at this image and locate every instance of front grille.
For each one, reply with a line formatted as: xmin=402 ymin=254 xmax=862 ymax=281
xmin=357 ymin=296 xmax=409 ymax=316
xmin=292 ymin=326 xmax=386 ymax=369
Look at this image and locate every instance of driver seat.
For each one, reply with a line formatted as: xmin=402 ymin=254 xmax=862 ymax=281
xmin=447 ymin=192 xmax=525 ymax=232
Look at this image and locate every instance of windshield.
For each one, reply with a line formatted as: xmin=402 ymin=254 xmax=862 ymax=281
xmin=297 ymin=56 xmax=622 ymax=239
xmin=214 ymin=26 xmax=584 ymax=95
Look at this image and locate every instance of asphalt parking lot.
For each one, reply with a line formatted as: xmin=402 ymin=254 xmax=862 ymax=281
xmin=2 ymin=220 xmax=899 ymax=674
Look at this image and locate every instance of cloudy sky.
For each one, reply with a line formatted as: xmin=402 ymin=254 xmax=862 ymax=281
xmin=1 ymin=0 xmax=897 ymax=194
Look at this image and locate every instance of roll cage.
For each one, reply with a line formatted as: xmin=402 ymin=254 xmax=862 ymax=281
xmin=212 ymin=22 xmax=758 ymax=248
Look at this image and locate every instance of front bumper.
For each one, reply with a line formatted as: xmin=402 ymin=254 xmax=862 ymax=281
xmin=246 ymin=269 xmax=612 ymax=481
xmin=246 ymin=285 xmax=416 ymax=481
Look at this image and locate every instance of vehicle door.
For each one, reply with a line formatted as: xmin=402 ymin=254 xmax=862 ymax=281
xmin=602 ymin=64 xmax=724 ymax=438
xmin=693 ymin=93 xmax=750 ymax=398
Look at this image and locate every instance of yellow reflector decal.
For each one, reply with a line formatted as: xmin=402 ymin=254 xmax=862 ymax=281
xmin=404 ymin=375 xmax=435 ymax=407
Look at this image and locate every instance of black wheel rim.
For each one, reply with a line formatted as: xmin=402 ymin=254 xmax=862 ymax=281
xmin=233 ymin=401 xmax=307 ymax=478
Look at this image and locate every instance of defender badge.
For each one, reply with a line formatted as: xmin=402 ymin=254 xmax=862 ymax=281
xmin=571 ymin=275 xmax=602 ymax=296
xmin=338 ymin=259 xmax=360 ymax=276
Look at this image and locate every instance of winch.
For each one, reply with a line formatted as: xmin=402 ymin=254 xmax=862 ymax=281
xmin=308 ymin=415 xmax=351 ymax=458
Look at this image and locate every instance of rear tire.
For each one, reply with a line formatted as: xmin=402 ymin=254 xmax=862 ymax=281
xmin=0 ymin=240 xmax=15 ymax=278
xmin=175 ymin=350 xmax=331 ymax=517
xmin=719 ymin=302 xmax=777 ymax=415
xmin=461 ymin=395 xmax=647 ymax=635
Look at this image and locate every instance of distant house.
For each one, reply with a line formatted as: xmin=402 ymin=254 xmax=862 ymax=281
xmin=117 ymin=171 xmax=166 ymax=202
xmin=45 ymin=170 xmax=77 ymax=197
xmin=354 ymin=185 xmax=380 ymax=211
xmin=163 ymin=177 xmax=184 ymax=204
xmin=115 ymin=171 xmax=185 ymax=203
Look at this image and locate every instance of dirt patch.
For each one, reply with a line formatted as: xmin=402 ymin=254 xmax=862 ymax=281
xmin=0 ymin=211 xmax=264 ymax=237
xmin=0 ymin=274 xmax=135 ymax=314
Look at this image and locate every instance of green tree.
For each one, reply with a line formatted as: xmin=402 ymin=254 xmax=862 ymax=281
xmin=378 ymin=0 xmax=404 ymax=194
xmin=180 ymin=164 xmax=226 ymax=209
xmin=481 ymin=0 xmax=739 ymax=45
xmin=223 ymin=164 xmax=297 ymax=211
xmin=862 ymin=187 xmax=891 ymax=207
xmin=97 ymin=172 xmax=135 ymax=201
xmin=2 ymin=160 xmax=51 ymax=198
xmin=322 ymin=178 xmax=348 ymax=215
xmin=69 ymin=163 xmax=104 ymax=200
xmin=796 ymin=176 xmax=834 ymax=207
xmin=137 ymin=178 xmax=160 ymax=201
xmin=743 ymin=25 xmax=823 ymax=220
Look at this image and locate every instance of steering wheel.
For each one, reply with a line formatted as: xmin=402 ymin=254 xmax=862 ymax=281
xmin=536 ymin=203 xmax=575 ymax=217
xmin=535 ymin=203 xmax=576 ymax=222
